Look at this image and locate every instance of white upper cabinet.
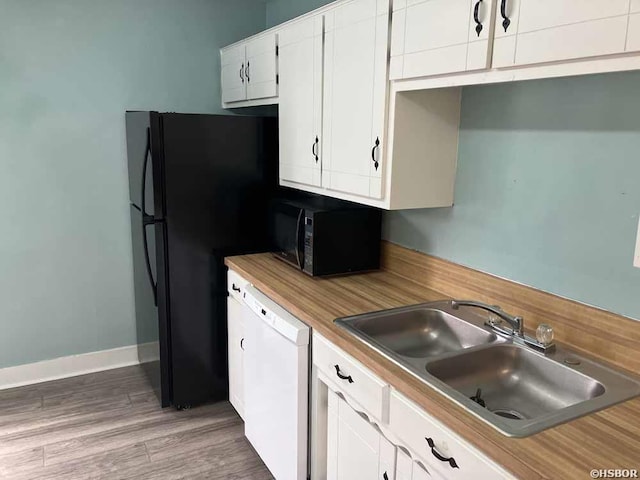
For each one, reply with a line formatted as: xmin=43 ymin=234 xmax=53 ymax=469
xmin=220 ymin=32 xmax=278 ymax=107
xmin=322 ymin=0 xmax=390 ymax=200
xmin=221 ymin=43 xmax=247 ymax=104
xmin=391 ymin=0 xmax=497 ymax=80
xmin=627 ymin=0 xmax=640 ymax=52
xmin=278 ymin=16 xmax=324 ymax=188
xmin=221 ymin=0 xmax=640 ymax=209
xmin=493 ymin=0 xmax=638 ymax=68
xmin=245 ymin=33 xmax=278 ymax=100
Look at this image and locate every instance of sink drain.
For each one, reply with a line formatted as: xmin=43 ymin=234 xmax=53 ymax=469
xmin=491 ymin=409 xmax=527 ymax=420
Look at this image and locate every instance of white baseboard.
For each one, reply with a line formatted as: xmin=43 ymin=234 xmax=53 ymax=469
xmin=0 ymin=342 xmax=160 ymax=391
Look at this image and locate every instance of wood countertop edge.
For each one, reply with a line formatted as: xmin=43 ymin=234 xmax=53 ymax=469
xmin=225 ymin=254 xmax=640 ymax=480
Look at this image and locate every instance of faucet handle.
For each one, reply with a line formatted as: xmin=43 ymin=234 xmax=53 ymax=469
xmin=536 ymin=324 xmax=554 ymax=346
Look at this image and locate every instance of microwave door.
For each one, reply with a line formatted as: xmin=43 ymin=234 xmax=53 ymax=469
xmin=293 ymin=208 xmax=304 ymax=269
xmin=273 ymin=203 xmax=304 ymax=270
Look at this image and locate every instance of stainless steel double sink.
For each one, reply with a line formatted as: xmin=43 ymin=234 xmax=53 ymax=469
xmin=335 ymin=301 xmax=640 ymax=437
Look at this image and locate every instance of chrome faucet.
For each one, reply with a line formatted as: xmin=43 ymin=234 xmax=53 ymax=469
xmin=451 ymin=300 xmax=524 ymax=337
xmin=450 ymin=300 xmax=555 ymax=353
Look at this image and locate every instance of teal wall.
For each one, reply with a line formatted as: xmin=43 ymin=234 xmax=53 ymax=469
xmin=265 ymin=0 xmax=640 ymax=321
xmin=0 ymin=0 xmax=266 ymax=369
xmin=266 ymin=0 xmax=332 ymax=27
xmin=385 ymin=73 xmax=640 ymax=321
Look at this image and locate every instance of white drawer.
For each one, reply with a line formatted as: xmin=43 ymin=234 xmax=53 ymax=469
xmin=227 ymin=269 xmax=249 ymax=302
xmin=389 ymin=390 xmax=513 ymax=480
xmin=313 ymin=333 xmax=390 ymax=424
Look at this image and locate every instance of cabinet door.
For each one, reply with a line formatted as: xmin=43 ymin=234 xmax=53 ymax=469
xmin=278 ymin=16 xmax=323 ymax=187
xmin=227 ymin=296 xmax=245 ymax=418
xmin=493 ymin=0 xmax=631 ymax=68
xmin=627 ymin=1 xmax=640 ymax=52
xmin=327 ymin=391 xmax=396 ymax=480
xmin=396 ymin=449 xmax=413 ymax=480
xmin=322 ymin=0 xmax=389 ymax=200
xmin=412 ymin=461 xmax=438 ymax=480
xmin=221 ymin=43 xmax=247 ymax=103
xmin=245 ymin=33 xmax=278 ymax=100
xmin=390 ymin=0 xmax=496 ymax=79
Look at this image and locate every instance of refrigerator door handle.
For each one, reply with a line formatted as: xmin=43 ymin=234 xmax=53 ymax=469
xmin=141 ymin=128 xmax=158 ymax=306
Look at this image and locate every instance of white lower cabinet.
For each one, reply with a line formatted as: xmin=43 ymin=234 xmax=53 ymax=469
xmin=395 ymin=449 xmax=413 ymax=480
xmin=312 ymin=333 xmax=514 ymax=480
xmin=327 ymin=390 xmax=396 ymax=480
xmin=389 ymin=391 xmax=512 ymax=480
xmin=226 ymin=270 xmax=249 ymax=419
xmin=227 ymin=296 xmax=246 ymax=418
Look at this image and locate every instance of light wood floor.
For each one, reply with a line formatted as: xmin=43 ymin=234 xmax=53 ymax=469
xmin=0 ymin=365 xmax=273 ymax=479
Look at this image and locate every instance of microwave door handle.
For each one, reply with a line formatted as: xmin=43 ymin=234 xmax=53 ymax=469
xmin=295 ymin=209 xmax=304 ymax=269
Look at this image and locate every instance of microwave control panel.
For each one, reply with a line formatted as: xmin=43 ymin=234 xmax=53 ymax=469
xmin=303 ymin=216 xmax=313 ymax=274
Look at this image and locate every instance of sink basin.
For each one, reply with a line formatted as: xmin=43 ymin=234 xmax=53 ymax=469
xmin=335 ymin=300 xmax=640 ymax=437
xmin=426 ymin=344 xmax=605 ymax=420
xmin=335 ymin=302 xmax=501 ymax=359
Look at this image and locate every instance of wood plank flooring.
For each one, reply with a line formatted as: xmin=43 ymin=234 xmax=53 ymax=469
xmin=0 ymin=365 xmax=273 ymax=479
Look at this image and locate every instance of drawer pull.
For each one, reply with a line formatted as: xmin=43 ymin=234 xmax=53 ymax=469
xmin=232 ymin=284 xmax=241 ymax=292
xmin=334 ymin=364 xmax=354 ymax=384
xmin=426 ymin=437 xmax=459 ymax=469
xmin=240 ymin=338 xmax=245 ymax=350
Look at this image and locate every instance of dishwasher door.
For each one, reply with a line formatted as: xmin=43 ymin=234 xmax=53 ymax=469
xmin=243 ymin=286 xmax=310 ymax=480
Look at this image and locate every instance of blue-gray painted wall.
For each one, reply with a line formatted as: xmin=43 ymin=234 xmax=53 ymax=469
xmin=385 ymin=73 xmax=640 ymax=321
xmin=0 ymin=0 xmax=267 ymax=369
xmin=2 ymin=0 xmax=638 ymax=370
xmin=266 ymin=0 xmax=640 ymax=321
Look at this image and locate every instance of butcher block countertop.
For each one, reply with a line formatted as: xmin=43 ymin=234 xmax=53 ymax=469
xmin=225 ymin=242 xmax=640 ymax=480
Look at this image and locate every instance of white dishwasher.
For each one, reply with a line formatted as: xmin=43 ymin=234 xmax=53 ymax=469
xmin=242 ymin=285 xmax=309 ymax=480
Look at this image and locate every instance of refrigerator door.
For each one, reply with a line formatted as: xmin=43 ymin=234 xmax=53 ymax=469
xmin=161 ymin=114 xmax=277 ymax=407
xmin=126 ymin=111 xmax=171 ymax=408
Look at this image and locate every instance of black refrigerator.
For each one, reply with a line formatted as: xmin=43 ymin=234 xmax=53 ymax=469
xmin=126 ymin=112 xmax=277 ymax=409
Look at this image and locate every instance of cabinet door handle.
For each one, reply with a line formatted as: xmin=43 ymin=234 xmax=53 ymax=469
xmin=246 ymin=61 xmax=250 ymax=83
xmin=240 ymin=63 xmax=244 ymax=83
xmin=500 ymin=0 xmax=511 ymax=32
xmin=240 ymin=338 xmax=245 ymax=350
xmin=312 ymin=136 xmax=319 ymax=162
xmin=426 ymin=437 xmax=459 ymax=469
xmin=371 ymin=137 xmax=380 ymax=171
xmin=334 ymin=364 xmax=354 ymax=384
xmin=473 ymin=0 xmax=484 ymax=37
xmin=232 ymin=284 xmax=241 ymax=292
xmin=383 ymin=473 xmax=389 ymax=480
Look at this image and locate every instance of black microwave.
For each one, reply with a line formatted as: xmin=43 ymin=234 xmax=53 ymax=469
xmin=269 ymin=198 xmax=382 ymax=276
